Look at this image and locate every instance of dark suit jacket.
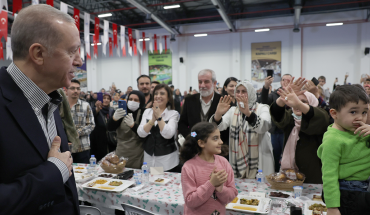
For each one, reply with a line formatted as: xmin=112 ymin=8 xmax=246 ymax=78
xmin=0 ymin=67 xmax=79 ymax=215
xmin=178 ymin=93 xmax=221 ymax=138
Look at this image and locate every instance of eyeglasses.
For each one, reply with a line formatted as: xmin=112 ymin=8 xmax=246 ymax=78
xmin=69 ymin=87 xmax=81 ymax=91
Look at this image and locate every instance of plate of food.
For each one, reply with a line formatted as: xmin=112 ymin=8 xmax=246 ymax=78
xmin=150 ymin=177 xmax=170 ymax=185
xmin=75 ymin=173 xmax=96 ymax=183
xmin=269 ymin=191 xmax=292 ymax=199
xmin=81 ymin=177 xmax=134 ymax=192
xmin=226 ymin=195 xmax=271 ymax=214
xmin=98 ymin=173 xmax=117 ymax=178
xmin=305 ymin=201 xmax=327 ymax=215
xmin=73 ymin=166 xmax=87 ymax=174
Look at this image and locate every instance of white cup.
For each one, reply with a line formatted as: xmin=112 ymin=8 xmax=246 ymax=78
xmin=293 ymin=186 xmax=303 ymax=198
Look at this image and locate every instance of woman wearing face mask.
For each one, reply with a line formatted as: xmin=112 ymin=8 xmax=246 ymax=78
xmin=138 ymin=84 xmax=181 ymax=172
xmin=107 ymin=91 xmax=146 ymax=169
xmin=90 ymin=94 xmax=116 ymax=161
xmin=210 ymin=80 xmax=274 ymax=179
xmin=270 ymin=86 xmax=329 ymax=183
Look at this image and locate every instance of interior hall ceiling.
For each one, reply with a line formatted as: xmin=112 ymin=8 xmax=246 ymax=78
xmin=7 ymin=0 xmax=370 ymax=33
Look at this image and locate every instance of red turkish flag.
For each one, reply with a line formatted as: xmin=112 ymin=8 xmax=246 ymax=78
xmin=112 ymin=24 xmax=118 ymax=48
xmin=0 ymin=11 xmax=7 ymax=42
xmin=122 ymin=45 xmax=126 ymax=57
xmin=46 ymin=0 xmax=54 ymax=7
xmin=94 ymin=17 xmax=100 ymax=41
xmin=87 ymin=53 xmax=91 ymax=60
xmin=128 ymin=28 xmax=133 ymax=48
xmin=133 ymin=39 xmax=137 ymax=56
xmin=109 ymin=37 xmax=113 ymax=56
xmin=0 ymin=42 xmax=4 ymax=60
xmin=73 ymin=8 xmax=80 ymax=31
xmin=13 ymin=0 xmax=22 ymax=16
xmin=142 ymin=32 xmax=146 ymax=52
xmin=154 ymin=34 xmax=158 ymax=53
xmin=164 ymin=36 xmax=167 ymax=53
xmin=93 ymin=35 xmax=98 ymax=57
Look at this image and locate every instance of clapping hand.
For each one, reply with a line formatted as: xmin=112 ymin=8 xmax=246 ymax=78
xmin=215 ymin=95 xmax=232 ymax=120
xmin=354 ymin=121 xmax=370 ymax=137
xmin=236 ymin=94 xmax=250 ymax=116
xmin=286 ymin=77 xmax=306 ymax=96
xmin=152 ymin=101 xmax=162 ymax=120
xmin=277 ymin=86 xmax=302 ymax=109
xmin=305 ymin=80 xmax=319 ymax=98
xmin=124 ymin=113 xmax=135 ymax=128
xmin=210 ymin=167 xmax=228 ymax=188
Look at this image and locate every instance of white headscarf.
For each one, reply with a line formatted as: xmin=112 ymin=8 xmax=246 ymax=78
xmin=234 ymin=80 xmax=257 ymax=110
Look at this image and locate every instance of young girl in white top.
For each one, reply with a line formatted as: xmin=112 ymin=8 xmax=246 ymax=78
xmin=137 ymin=84 xmax=180 ymax=172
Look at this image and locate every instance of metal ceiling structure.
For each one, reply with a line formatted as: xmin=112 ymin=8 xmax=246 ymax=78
xmin=6 ymin=0 xmax=370 ymax=35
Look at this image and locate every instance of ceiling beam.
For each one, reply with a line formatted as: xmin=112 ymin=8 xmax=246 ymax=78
xmin=210 ymin=0 xmax=236 ymax=32
xmin=126 ymin=0 xmax=179 ymax=35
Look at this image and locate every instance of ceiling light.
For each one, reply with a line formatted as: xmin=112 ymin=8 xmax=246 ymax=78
xmin=164 ymin=5 xmax=180 ymax=9
xmin=98 ymin=13 xmax=112 ymax=18
xmin=91 ymin=43 xmax=102 ymax=46
xmin=194 ymin=34 xmax=207 ymax=37
xmin=326 ymin=23 xmax=343 ymax=27
xmin=255 ymin=28 xmax=270 ymax=32
xmin=139 ymin=38 xmax=150 ymax=41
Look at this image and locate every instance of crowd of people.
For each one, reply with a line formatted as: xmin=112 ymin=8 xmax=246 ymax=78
xmin=3 ymin=4 xmax=370 ymax=215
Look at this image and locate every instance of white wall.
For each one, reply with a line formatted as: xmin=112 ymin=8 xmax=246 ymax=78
xmin=84 ymin=9 xmax=370 ymax=93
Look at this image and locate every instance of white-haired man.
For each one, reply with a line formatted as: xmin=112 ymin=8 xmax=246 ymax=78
xmin=0 ymin=4 xmax=82 ymax=215
xmin=179 ymin=69 xmax=221 ymax=138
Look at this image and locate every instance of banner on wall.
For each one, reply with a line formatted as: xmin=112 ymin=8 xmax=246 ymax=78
xmin=251 ymin=41 xmax=282 ymax=89
xmin=148 ymin=52 xmax=172 ymax=85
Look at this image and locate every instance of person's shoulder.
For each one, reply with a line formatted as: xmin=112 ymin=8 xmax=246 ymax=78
xmin=182 ymin=157 xmax=198 ymax=170
xmin=215 ymin=155 xmax=228 ymax=164
xmin=167 ymin=109 xmax=179 ymax=115
xmin=143 ymin=108 xmax=152 ymax=115
xmin=322 ymin=126 xmax=346 ymax=146
xmin=186 ymin=93 xmax=200 ymax=101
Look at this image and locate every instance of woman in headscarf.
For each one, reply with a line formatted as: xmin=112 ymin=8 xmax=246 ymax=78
xmin=90 ymin=93 xmax=116 ymax=161
xmin=210 ymin=80 xmax=274 ymax=179
xmin=107 ymin=91 xmax=146 ymax=169
xmin=270 ymin=85 xmax=329 ymax=183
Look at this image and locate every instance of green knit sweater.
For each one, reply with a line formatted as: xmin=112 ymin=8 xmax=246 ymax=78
xmin=317 ymin=125 xmax=370 ymax=208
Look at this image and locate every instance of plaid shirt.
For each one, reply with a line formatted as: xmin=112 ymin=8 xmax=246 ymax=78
xmin=70 ymin=99 xmax=95 ymax=153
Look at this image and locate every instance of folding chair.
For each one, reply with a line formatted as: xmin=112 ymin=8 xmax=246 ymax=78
xmin=79 ymin=205 xmax=102 ymax=215
xmin=121 ymin=203 xmax=156 ymax=215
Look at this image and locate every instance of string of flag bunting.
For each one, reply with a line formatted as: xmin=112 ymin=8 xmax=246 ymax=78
xmin=0 ymin=0 xmax=172 ymax=60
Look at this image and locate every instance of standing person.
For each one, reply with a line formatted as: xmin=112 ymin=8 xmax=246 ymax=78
xmin=181 ymin=122 xmax=238 ymax=215
xmin=271 ymin=87 xmax=329 ymax=183
xmin=0 ymin=4 xmax=82 ymax=214
xmin=259 ymin=74 xmax=294 ymax=172
xmin=67 ymin=79 xmax=95 ymax=163
xmin=110 ymin=92 xmax=120 ymax=110
xmin=151 ymin=81 xmax=160 ymax=94
xmin=178 ymin=69 xmax=222 ymax=140
xmin=174 ymin=89 xmax=182 ymax=114
xmin=222 ymin=77 xmax=238 ymax=106
xmin=137 ymin=75 xmax=152 ymax=108
xmin=138 ymin=84 xmax=180 ymax=172
xmin=318 ymin=76 xmax=331 ymax=102
xmin=318 ymin=85 xmax=370 ymax=215
xmin=91 ymin=94 xmax=116 ymax=161
xmin=120 ymin=86 xmax=133 ymax=100
xmin=107 ymin=90 xmax=146 ymax=169
xmin=210 ymin=80 xmax=274 ymax=178
xmin=101 ymin=88 xmax=106 ymax=93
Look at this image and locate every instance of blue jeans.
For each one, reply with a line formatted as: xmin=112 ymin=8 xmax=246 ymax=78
xmin=339 ymin=179 xmax=369 ymax=192
xmin=271 ymin=133 xmax=284 ymax=172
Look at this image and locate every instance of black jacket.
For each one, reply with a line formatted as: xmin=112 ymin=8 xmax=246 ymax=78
xmin=258 ymin=86 xmax=283 ymax=134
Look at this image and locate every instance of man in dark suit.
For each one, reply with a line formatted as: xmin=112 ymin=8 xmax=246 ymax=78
xmin=0 ymin=5 xmax=82 ymax=215
xmin=178 ymin=69 xmax=221 ymax=138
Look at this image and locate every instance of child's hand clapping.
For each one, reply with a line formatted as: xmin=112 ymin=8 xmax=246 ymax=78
xmin=354 ymin=121 xmax=370 ymax=137
xmin=210 ymin=166 xmax=228 ymax=188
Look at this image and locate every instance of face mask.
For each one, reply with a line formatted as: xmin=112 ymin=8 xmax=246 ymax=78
xmin=127 ymin=101 xmax=140 ymax=112
xmin=292 ymin=112 xmax=302 ymax=120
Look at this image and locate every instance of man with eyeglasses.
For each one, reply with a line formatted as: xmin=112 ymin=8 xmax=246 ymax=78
xmin=66 ymin=79 xmax=95 ymax=163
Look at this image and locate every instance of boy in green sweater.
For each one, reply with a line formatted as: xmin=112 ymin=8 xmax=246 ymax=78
xmin=318 ymin=84 xmax=370 ymax=215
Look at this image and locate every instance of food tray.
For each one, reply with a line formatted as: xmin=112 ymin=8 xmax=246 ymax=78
xmin=226 ymin=195 xmax=271 ymax=214
xmin=81 ymin=177 xmax=134 ymax=193
xmin=149 ymin=177 xmax=170 ymax=185
xmin=305 ymin=201 xmax=327 ymax=215
xmin=75 ymin=173 xmax=96 ymax=183
xmin=73 ymin=166 xmax=87 ymax=174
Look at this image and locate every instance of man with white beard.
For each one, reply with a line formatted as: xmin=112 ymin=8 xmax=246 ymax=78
xmin=178 ymin=69 xmax=222 ymax=139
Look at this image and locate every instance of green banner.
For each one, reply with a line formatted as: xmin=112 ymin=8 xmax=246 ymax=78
xmin=148 ymin=52 xmax=172 ymax=85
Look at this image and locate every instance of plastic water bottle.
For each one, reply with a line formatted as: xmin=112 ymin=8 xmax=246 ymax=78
xmin=141 ymin=162 xmax=150 ymax=184
xmin=89 ymin=155 xmax=96 ymax=173
xmin=256 ymin=169 xmax=265 ymax=190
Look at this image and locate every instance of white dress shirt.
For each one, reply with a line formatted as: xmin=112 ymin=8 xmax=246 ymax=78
xmin=137 ymin=108 xmax=179 ymax=171
xmin=200 ymin=93 xmax=214 ymax=115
